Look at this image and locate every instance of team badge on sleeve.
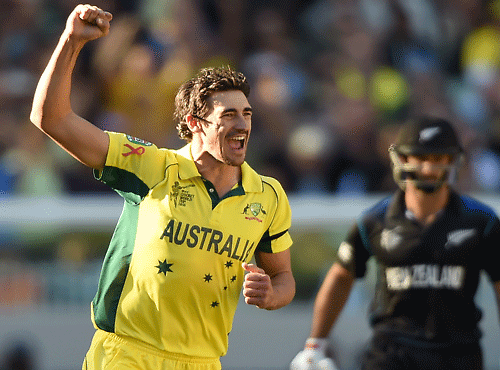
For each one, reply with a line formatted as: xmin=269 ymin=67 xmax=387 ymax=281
xmin=126 ymin=135 xmax=152 ymax=146
xmin=338 ymin=241 xmax=353 ymax=263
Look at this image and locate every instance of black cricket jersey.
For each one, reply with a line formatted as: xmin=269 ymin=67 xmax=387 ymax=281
xmin=337 ymin=189 xmax=500 ymax=346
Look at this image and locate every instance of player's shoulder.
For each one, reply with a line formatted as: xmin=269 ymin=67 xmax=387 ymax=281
xmin=259 ymin=174 xmax=287 ymax=197
xmin=106 ymin=132 xmax=185 ymax=180
xmin=104 ymin=132 xmax=174 ymax=171
xmin=108 ymin=132 xmax=168 ymax=156
xmin=456 ymin=193 xmax=499 ymax=220
xmin=260 ymin=174 xmax=283 ymax=190
xmin=241 ymin=162 xmax=287 ymax=198
xmin=360 ymin=194 xmax=393 ymax=222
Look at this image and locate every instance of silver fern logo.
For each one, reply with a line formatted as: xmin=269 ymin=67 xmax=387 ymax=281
xmin=381 ymin=227 xmax=403 ymax=251
xmin=419 ymin=127 xmax=441 ymax=143
xmin=445 ymin=229 xmax=476 ymax=248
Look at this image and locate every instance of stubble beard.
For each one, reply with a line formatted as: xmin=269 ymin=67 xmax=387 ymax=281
xmin=223 ymin=155 xmax=244 ymax=167
xmin=221 ymin=145 xmax=245 ymax=167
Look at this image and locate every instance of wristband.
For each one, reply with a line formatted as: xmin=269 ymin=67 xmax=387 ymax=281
xmin=304 ymin=337 xmax=329 ymax=353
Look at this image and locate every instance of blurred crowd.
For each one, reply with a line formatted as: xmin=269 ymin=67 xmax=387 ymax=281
xmin=2 ymin=0 xmax=500 ymax=196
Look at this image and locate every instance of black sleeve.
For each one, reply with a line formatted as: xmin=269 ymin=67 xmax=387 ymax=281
xmin=336 ymin=221 xmax=372 ymax=278
xmin=482 ymin=216 xmax=500 ymax=282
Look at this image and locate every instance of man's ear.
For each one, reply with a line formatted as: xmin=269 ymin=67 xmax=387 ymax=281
xmin=186 ymin=115 xmax=202 ymax=133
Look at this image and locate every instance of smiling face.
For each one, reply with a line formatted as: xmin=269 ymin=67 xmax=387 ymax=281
xmin=196 ymin=90 xmax=252 ymax=167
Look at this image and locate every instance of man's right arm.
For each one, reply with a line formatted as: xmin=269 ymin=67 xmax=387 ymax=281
xmin=290 ymin=262 xmax=354 ymax=370
xmin=30 ymin=5 xmax=112 ymax=170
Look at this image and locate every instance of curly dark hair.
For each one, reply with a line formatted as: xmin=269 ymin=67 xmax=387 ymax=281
xmin=174 ymin=67 xmax=250 ymax=142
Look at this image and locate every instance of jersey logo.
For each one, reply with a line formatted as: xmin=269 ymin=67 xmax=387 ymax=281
xmin=170 ymin=181 xmax=195 ymax=207
xmin=122 ymin=144 xmax=145 ymax=157
xmin=419 ymin=126 xmax=441 ymax=143
xmin=380 ymin=227 xmax=403 ymax=251
xmin=126 ymin=135 xmax=153 ymax=146
xmin=445 ymin=229 xmax=476 ymax=248
xmin=242 ymin=203 xmax=266 ymax=222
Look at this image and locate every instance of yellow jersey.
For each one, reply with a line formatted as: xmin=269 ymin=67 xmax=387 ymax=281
xmin=91 ymin=132 xmax=293 ymax=358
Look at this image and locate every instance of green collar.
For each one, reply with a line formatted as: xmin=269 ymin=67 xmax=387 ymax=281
xmin=175 ymin=144 xmax=264 ymax=194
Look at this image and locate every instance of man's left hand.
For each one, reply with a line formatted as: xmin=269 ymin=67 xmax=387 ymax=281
xmin=242 ymin=262 xmax=273 ymax=309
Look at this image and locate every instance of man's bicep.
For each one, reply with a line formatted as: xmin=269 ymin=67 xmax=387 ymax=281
xmin=49 ymin=112 xmax=109 ymax=170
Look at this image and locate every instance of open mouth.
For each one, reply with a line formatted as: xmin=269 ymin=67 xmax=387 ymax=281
xmin=228 ymin=135 xmax=246 ymax=150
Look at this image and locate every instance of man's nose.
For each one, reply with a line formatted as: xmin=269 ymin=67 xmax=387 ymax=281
xmin=421 ymin=161 xmax=435 ymax=174
xmin=234 ymin=115 xmax=249 ymax=129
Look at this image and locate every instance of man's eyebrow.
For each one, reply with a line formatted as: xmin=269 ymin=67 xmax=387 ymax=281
xmin=220 ymin=107 xmax=253 ymax=114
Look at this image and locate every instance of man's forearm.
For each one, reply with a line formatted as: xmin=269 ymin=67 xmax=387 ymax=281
xmin=267 ymin=270 xmax=295 ymax=310
xmin=310 ymin=263 xmax=354 ymax=338
xmin=31 ymin=32 xmax=84 ymax=129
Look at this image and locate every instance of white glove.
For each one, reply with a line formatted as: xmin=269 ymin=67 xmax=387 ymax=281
xmin=290 ymin=338 xmax=338 ymax=370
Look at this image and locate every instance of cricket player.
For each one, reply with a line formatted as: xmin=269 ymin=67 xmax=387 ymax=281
xmin=291 ymin=116 xmax=500 ymax=370
xmin=30 ymin=4 xmax=295 ymax=369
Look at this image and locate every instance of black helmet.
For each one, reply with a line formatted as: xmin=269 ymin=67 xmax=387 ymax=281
xmin=392 ymin=116 xmax=463 ymax=156
xmin=389 ymin=116 xmax=464 ymax=193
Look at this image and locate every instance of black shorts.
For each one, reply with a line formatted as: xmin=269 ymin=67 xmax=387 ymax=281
xmin=361 ymin=332 xmax=482 ymax=370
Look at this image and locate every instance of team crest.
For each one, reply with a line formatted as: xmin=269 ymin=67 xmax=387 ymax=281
xmin=126 ymin=135 xmax=153 ymax=146
xmin=242 ymin=203 xmax=266 ymax=222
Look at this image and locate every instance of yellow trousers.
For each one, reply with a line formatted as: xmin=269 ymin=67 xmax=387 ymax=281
xmin=82 ymin=330 xmax=222 ymax=370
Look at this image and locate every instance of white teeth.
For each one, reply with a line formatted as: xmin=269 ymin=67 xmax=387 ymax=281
xmin=231 ymin=136 xmax=245 ymax=140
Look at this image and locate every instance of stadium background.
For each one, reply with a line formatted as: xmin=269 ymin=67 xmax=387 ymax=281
xmin=1 ymin=0 xmax=500 ymax=368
